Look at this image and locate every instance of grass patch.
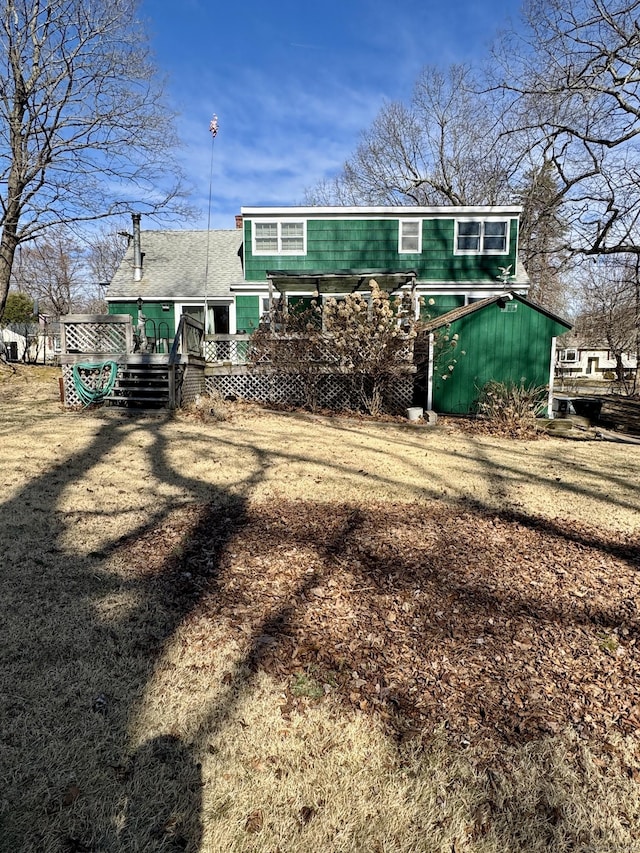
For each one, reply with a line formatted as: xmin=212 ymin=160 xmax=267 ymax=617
xmin=1 ymin=371 xmax=639 ymax=851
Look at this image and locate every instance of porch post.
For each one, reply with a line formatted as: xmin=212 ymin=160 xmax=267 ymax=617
xmin=427 ymin=332 xmax=434 ymax=411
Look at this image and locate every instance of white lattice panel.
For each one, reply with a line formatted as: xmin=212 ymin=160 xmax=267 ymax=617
xmin=64 ymin=323 xmax=128 ymax=353
xmin=61 ymin=365 xmax=81 ymax=407
xmin=203 ymin=338 xmax=251 ymax=363
xmin=61 ymin=363 xmax=124 ymax=408
xmin=206 ymin=372 xmax=414 ymax=413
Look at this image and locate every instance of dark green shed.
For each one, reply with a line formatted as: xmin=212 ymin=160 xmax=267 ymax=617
xmin=418 ymin=293 xmax=572 ymax=415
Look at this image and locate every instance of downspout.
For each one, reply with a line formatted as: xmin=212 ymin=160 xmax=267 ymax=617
xmin=132 ymin=213 xmax=142 ymax=283
xmin=547 ymin=336 xmax=557 ymax=419
xmin=427 ymin=332 xmax=434 ymax=411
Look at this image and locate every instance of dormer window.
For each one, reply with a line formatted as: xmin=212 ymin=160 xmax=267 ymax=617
xmin=399 ymin=220 xmax=421 ymax=253
xmin=253 ymin=220 xmax=306 ymax=255
xmin=455 ymin=220 xmax=508 ymax=254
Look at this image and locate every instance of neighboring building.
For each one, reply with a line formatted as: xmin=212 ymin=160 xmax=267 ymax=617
xmin=556 ymin=332 xmax=638 ymax=380
xmin=1 ymin=327 xmax=27 ymax=361
xmin=106 ymin=206 xmax=529 ymax=335
xmin=0 ymin=322 xmax=59 ymax=363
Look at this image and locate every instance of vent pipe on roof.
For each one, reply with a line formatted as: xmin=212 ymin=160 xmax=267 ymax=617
xmin=132 ymin=213 xmax=142 ymax=282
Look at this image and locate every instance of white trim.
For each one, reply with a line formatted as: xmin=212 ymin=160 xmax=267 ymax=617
xmin=454 ymin=218 xmax=510 ymax=255
xmin=241 ymin=205 xmax=522 ymax=218
xmin=230 ymin=283 xmax=271 ymax=292
xmin=174 ymin=299 xmax=233 ymax=335
xmin=398 ymin=219 xmax=422 ymax=254
xmin=548 ymin=337 xmax=557 ymax=419
xmin=427 ymin=333 xmax=435 ymax=411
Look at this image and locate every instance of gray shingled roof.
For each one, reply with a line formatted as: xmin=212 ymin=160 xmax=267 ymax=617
xmin=107 ymin=230 xmax=244 ymax=300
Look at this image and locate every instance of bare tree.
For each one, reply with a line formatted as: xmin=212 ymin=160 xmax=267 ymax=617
xmin=12 ymin=227 xmax=85 ymax=316
xmin=0 ymin=0 xmax=189 ymax=317
xmin=305 ymin=65 xmax=517 ymax=207
xmin=85 ymin=225 xmax=129 ymax=291
xmin=574 ymin=255 xmax=639 ymax=391
xmin=492 ymin=0 xmax=640 ymax=260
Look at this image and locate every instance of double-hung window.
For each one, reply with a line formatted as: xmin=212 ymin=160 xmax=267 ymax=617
xmin=253 ymin=220 xmax=306 ymax=255
xmin=399 ymin=219 xmax=421 ymax=253
xmin=456 ymin=220 xmax=508 ymax=254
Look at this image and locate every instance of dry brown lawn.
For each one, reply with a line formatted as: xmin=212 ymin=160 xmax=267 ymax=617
xmin=1 ymin=364 xmax=640 ymax=852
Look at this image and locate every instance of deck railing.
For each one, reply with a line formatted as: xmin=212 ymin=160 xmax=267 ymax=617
xmin=60 ymin=314 xmax=133 ymax=355
xmin=203 ymin=334 xmax=252 ymax=364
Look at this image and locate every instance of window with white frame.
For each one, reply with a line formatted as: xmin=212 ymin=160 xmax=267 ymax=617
xmin=455 ymin=220 xmax=508 ymax=254
xmin=560 ymin=349 xmax=578 ymax=362
xmin=399 ymin=219 xmax=421 ymax=253
xmin=253 ymin=220 xmax=306 ymax=255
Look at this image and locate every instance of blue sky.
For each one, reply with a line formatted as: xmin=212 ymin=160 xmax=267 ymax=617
xmin=140 ymin=0 xmax=523 ymax=229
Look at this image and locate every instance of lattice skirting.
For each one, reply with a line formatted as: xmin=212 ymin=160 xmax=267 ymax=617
xmin=205 ymin=373 xmax=414 ymax=413
xmin=178 ymin=364 xmax=205 ymax=406
xmin=61 ymin=363 xmax=120 ymax=408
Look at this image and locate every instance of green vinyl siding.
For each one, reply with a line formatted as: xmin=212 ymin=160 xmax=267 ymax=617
xmin=430 ymin=301 xmax=569 ymax=414
xmin=235 ymin=295 xmax=260 ymax=332
xmin=422 ymin=295 xmax=465 ymax=320
xmin=244 ymin=217 xmax=518 ymax=283
xmin=108 ymin=300 xmax=174 ymax=333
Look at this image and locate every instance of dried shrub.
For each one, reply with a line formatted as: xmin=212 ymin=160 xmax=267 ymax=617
xmin=476 ymin=380 xmax=547 ymax=438
xmin=249 ymin=280 xmax=418 ymax=416
xmin=185 ymin=391 xmax=231 ymax=422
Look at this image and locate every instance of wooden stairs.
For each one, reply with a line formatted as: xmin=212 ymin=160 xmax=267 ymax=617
xmin=105 ymin=361 xmax=171 ymax=409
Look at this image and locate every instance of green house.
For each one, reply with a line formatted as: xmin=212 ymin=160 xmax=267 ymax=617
xmin=105 ymin=205 xmax=572 ymax=413
xmin=107 ymin=205 xmax=529 ymax=337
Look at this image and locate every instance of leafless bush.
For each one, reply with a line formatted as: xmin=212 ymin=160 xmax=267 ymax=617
xmin=249 ymin=281 xmax=418 ymax=416
xmin=476 ymin=380 xmax=547 ymax=438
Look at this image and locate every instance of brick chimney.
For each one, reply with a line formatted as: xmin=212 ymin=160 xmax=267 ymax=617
xmin=235 ymin=214 xmax=243 ymax=229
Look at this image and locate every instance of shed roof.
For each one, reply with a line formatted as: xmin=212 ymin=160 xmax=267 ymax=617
xmin=420 ymin=292 xmax=572 ymax=332
xmin=107 ymin=230 xmax=244 ymax=301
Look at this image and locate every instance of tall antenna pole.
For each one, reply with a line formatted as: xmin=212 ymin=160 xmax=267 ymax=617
xmin=204 ymin=114 xmax=219 ymax=336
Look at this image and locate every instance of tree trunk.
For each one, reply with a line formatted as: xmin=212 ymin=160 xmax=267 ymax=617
xmin=0 ymin=223 xmax=19 ymax=318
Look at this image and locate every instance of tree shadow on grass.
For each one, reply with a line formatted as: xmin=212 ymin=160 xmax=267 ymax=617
xmin=152 ymin=496 xmax=640 ymax=849
xmin=1 ymin=406 xmax=639 ymax=851
xmin=0 ymin=412 xmax=252 ymax=852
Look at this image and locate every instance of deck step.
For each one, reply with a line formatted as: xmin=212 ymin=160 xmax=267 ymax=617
xmin=105 ymin=361 xmax=171 ymax=410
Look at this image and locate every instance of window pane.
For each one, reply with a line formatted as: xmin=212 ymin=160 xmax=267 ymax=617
xmin=402 ymin=236 xmax=419 ymax=251
xmin=280 ymin=221 xmax=304 ymax=252
xmin=256 ymin=223 xmax=277 ymax=237
xmin=457 ymin=221 xmax=480 ymax=251
xmin=254 ymin=222 xmax=278 ymax=252
xmin=401 ymin=221 xmax=420 ymax=252
xmin=255 ymin=236 xmax=278 ymax=252
xmin=281 ymin=238 xmax=304 ymax=252
xmin=281 ymin=222 xmax=303 ymax=237
xmin=483 ymin=221 xmax=507 ymax=251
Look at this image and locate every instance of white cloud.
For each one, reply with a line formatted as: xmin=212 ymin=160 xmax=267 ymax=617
xmin=170 ymin=65 xmax=387 ymax=227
